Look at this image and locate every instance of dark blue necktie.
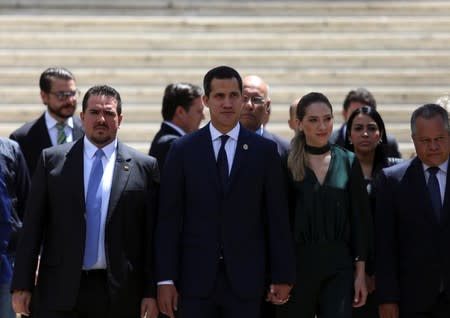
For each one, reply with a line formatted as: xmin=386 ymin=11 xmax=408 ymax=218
xmin=83 ymin=149 xmax=104 ymax=268
xmin=217 ymin=135 xmax=230 ymax=192
xmin=427 ymin=167 xmax=442 ymax=222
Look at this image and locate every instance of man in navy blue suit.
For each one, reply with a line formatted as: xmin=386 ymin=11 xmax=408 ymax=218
xmin=155 ymin=66 xmax=295 ymax=318
xmin=376 ymin=104 xmax=450 ymax=318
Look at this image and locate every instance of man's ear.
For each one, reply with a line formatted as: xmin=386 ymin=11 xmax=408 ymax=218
xmin=265 ymin=100 xmax=272 ymax=115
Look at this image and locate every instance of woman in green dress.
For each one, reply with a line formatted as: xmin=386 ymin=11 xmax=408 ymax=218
xmin=277 ymin=92 xmax=370 ymax=318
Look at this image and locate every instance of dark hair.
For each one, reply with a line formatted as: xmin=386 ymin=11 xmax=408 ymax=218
xmin=342 ymin=88 xmax=377 ymax=111
xmin=161 ymin=83 xmax=203 ymax=121
xmin=82 ymin=85 xmax=122 ymax=115
xmin=203 ymin=65 xmax=242 ymax=97
xmin=411 ymin=103 xmax=450 ymax=135
xmin=39 ymin=67 xmax=76 ymax=93
xmin=344 ymin=106 xmax=389 ymax=172
xmin=288 ymin=92 xmax=333 ymax=181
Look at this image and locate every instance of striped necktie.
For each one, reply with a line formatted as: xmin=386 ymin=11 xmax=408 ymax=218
xmin=56 ymin=123 xmax=66 ymax=144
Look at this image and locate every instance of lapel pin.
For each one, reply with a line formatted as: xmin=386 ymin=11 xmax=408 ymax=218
xmin=124 ymin=165 xmax=129 ymax=171
xmin=243 ymin=144 xmax=248 ymax=150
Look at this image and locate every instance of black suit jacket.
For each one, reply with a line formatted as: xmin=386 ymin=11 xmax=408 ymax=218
xmin=375 ymin=157 xmax=450 ymax=313
xmin=330 ymin=124 xmax=401 ymax=158
xmin=9 ymin=113 xmax=84 ymax=176
xmin=11 ymin=139 xmax=159 ymax=316
xmin=148 ymin=122 xmax=182 ymax=170
xmin=155 ymin=124 xmax=295 ymax=300
xmin=262 ymin=129 xmax=290 ymax=156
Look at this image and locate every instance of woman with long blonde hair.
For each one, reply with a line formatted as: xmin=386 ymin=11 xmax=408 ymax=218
xmin=277 ymin=92 xmax=370 ymax=318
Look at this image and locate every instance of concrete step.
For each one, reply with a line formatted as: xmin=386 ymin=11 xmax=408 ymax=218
xmin=1 ymin=49 xmax=450 ymax=68
xmin=3 ymin=31 xmax=450 ymax=50
xmin=2 ymin=1 xmax=450 ymax=17
xmin=2 ymin=15 xmax=450 ymax=32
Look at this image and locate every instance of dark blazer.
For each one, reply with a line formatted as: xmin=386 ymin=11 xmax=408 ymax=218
xmin=148 ymin=122 xmax=182 ymax=170
xmin=11 ymin=139 xmax=159 ymax=316
xmin=9 ymin=113 xmax=84 ymax=176
xmin=155 ymin=124 xmax=295 ymax=300
xmin=375 ymin=157 xmax=450 ymax=313
xmin=330 ymin=124 xmax=401 ymax=158
xmin=262 ymin=129 xmax=290 ymax=156
xmin=0 ymin=137 xmax=30 ymax=283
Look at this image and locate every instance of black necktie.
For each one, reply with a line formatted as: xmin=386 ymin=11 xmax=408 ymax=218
xmin=217 ymin=135 xmax=230 ymax=192
xmin=427 ymin=166 xmax=442 ymax=222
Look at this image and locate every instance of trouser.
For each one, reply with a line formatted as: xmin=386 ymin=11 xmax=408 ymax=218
xmin=276 ymin=242 xmax=354 ymax=318
xmin=178 ymin=261 xmax=262 ymax=318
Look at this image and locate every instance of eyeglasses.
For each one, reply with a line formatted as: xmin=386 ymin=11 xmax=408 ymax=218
xmin=243 ymin=95 xmax=266 ymax=106
xmin=49 ymin=89 xmax=80 ymax=101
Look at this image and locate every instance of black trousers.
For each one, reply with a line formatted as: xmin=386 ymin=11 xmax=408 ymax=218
xmin=276 ymin=243 xmax=354 ymax=318
xmin=400 ymin=292 xmax=450 ymax=318
xmin=178 ymin=261 xmax=262 ymax=318
xmin=30 ymin=270 xmax=109 ymax=318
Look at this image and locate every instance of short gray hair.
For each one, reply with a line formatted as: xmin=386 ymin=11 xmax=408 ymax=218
xmin=410 ymin=103 xmax=449 ymax=135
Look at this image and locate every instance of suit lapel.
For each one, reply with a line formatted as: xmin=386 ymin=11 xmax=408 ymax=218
xmin=198 ymin=125 xmax=222 ymax=194
xmin=107 ymin=142 xmax=132 ymax=222
xmin=35 ymin=114 xmax=52 ymax=148
xmin=227 ymin=127 xmax=250 ymax=195
xmin=63 ymin=139 xmax=86 ymax=213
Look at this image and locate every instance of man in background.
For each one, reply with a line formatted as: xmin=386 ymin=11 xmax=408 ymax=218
xmin=10 ymin=67 xmax=84 ymax=176
xmin=288 ymin=97 xmax=300 ymax=133
xmin=149 ymin=82 xmax=204 ymax=169
xmin=240 ymin=75 xmax=290 ymax=156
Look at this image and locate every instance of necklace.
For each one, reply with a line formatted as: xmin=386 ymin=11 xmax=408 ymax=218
xmin=305 ymin=143 xmax=331 ymax=155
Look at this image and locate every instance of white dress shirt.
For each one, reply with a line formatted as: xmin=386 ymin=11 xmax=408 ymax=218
xmin=83 ymin=137 xmax=117 ymax=269
xmin=209 ymin=122 xmax=240 ymax=175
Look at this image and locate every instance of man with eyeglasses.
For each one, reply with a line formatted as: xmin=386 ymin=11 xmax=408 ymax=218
xmin=10 ymin=67 xmax=84 ymax=176
xmin=240 ymin=75 xmax=290 ymax=156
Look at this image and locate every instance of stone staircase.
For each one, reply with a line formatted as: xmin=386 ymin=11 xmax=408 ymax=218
xmin=1 ymin=1 xmax=450 ymax=157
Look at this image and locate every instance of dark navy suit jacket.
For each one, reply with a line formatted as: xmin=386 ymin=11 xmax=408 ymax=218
xmin=148 ymin=122 xmax=182 ymax=170
xmin=155 ymin=124 xmax=295 ymax=300
xmin=375 ymin=157 xmax=450 ymax=313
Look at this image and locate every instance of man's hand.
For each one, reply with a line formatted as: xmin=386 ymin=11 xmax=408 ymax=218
xmin=266 ymin=283 xmax=293 ymax=305
xmin=379 ymin=303 xmax=399 ymax=318
xmin=157 ymin=284 xmax=178 ymax=318
xmin=12 ymin=290 xmax=32 ymax=316
xmin=141 ymin=297 xmax=158 ymax=318
xmin=353 ymin=271 xmax=367 ymax=307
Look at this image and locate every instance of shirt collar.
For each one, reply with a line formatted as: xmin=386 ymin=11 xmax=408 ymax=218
xmin=422 ymin=158 xmax=448 ymax=174
xmin=163 ymin=121 xmax=186 ymax=136
xmin=45 ymin=110 xmax=74 ymax=129
xmin=209 ymin=122 xmax=240 ymax=142
xmin=255 ymin=125 xmax=264 ymax=136
xmin=83 ymin=136 xmax=117 ymax=160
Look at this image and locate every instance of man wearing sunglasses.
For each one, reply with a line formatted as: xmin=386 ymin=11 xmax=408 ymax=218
xmin=10 ymin=67 xmax=84 ymax=176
